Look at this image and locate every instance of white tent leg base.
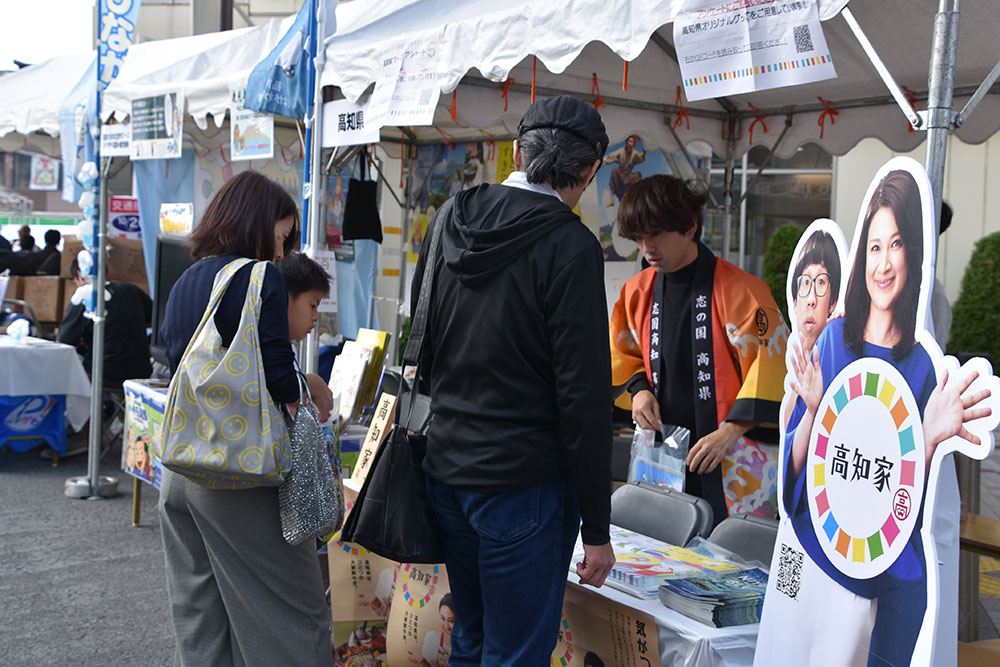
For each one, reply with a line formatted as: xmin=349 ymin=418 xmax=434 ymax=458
xmin=64 ymin=475 xmax=119 ymax=499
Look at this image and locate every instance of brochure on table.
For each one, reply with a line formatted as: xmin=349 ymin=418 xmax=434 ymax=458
xmin=754 ymin=157 xmax=1000 ymax=666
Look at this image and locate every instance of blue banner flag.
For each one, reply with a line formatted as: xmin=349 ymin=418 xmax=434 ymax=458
xmin=98 ymin=0 xmax=142 ymax=91
xmin=245 ymin=0 xmax=314 ymax=119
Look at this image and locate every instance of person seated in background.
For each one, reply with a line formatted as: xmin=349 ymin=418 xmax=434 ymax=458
xmin=16 ymin=225 xmax=36 ymax=252
xmin=36 ymin=230 xmax=61 ymax=275
xmin=57 ymin=255 xmax=153 ymax=388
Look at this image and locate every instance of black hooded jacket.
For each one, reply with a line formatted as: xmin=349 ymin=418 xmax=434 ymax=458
xmin=411 ymin=182 xmax=612 ymax=545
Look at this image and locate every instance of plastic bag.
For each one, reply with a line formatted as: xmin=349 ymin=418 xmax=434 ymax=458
xmin=627 ymin=424 xmax=691 ymax=491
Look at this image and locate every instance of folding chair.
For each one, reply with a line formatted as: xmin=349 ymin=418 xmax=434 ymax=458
xmin=610 ymin=481 xmax=714 ymax=547
xmin=708 ymin=513 xmax=780 ymax=566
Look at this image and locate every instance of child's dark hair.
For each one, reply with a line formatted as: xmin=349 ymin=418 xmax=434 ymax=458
xmin=278 ymin=252 xmax=331 ymax=298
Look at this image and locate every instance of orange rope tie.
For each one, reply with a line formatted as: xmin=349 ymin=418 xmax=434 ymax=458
xmin=591 ymin=73 xmax=606 ymax=110
xmin=434 ymin=126 xmax=456 ymax=150
xmin=817 ymin=96 xmax=838 ymax=140
xmin=673 ymin=86 xmax=691 ymax=131
xmin=478 ymin=129 xmax=497 ymax=162
xmin=501 ymin=77 xmax=514 ymax=112
xmin=622 ymin=60 xmax=629 ymax=92
xmin=748 ymin=103 xmax=768 ymax=146
xmin=450 ymin=90 xmax=457 ymax=121
xmin=531 ymin=57 xmax=537 ymax=103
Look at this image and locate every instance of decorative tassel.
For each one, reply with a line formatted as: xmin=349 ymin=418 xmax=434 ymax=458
xmin=622 ymin=60 xmax=629 ymax=92
xmin=450 ymin=90 xmax=457 ymax=121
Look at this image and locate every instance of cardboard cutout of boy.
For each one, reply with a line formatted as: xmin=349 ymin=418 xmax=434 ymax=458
xmin=755 ymin=157 xmax=1000 ymax=666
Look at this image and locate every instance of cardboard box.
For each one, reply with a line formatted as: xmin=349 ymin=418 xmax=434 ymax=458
xmin=107 ymin=237 xmax=147 ymax=284
xmin=21 ymin=276 xmax=64 ymax=322
xmin=60 ymin=235 xmax=84 ymax=278
xmin=60 ymin=236 xmax=148 ymax=286
xmin=3 ymin=275 xmax=24 ymax=303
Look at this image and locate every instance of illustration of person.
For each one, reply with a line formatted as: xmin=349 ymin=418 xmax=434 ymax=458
xmin=356 ymin=565 xmax=395 ymax=619
xmin=461 ymin=142 xmax=485 ymax=189
xmin=408 ymin=593 xmax=455 ymax=667
xmin=604 ymin=134 xmax=645 ymax=208
xmin=791 ymin=230 xmax=842 ymax=363
xmin=233 ymin=124 xmax=244 ymax=154
xmin=783 ymin=169 xmax=992 ymax=665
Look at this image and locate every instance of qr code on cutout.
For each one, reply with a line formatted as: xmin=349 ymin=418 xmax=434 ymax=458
xmin=793 ymin=25 xmax=814 ymax=54
xmin=776 ymin=542 xmax=803 ymax=600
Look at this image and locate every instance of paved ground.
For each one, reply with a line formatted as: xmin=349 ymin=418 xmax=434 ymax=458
xmin=1 ymin=434 xmax=999 ymax=665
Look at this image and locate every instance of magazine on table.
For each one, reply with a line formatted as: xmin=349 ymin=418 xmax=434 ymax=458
xmin=658 ymin=567 xmax=769 ymax=628
xmin=573 ymin=525 xmax=739 ymax=599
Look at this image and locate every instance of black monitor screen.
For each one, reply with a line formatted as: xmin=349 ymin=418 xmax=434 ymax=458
xmin=151 ymin=235 xmax=195 ymax=366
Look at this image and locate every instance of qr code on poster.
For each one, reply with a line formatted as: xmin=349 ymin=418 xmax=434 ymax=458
xmin=793 ymin=25 xmax=814 ymax=54
xmin=776 ymin=542 xmax=803 ymax=600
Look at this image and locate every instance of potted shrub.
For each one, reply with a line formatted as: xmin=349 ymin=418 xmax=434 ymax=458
xmin=948 ymin=231 xmax=1000 ymax=367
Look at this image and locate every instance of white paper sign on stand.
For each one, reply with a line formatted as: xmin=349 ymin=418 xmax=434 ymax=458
xmin=313 ymin=249 xmax=339 ymax=314
xmin=673 ymin=0 xmax=837 ymax=102
xmin=322 ymin=98 xmax=380 ymax=148
xmin=754 ymin=159 xmax=1000 ymax=667
xmin=100 ymin=124 xmax=131 ymax=157
xmin=131 ymin=91 xmax=184 ymax=160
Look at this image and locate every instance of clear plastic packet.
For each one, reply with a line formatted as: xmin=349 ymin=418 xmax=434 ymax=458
xmin=627 ymin=423 xmax=691 ymax=491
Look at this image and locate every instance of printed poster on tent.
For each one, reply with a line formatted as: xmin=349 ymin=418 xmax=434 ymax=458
xmin=230 ymin=86 xmax=274 ymax=161
xmin=29 ymin=156 xmax=59 ymax=191
xmin=100 ymin=123 xmax=131 ymax=157
xmin=673 ymin=0 xmax=837 ymax=102
xmin=109 ymin=196 xmax=141 ymax=239
xmin=367 ymin=31 xmax=449 ymax=130
xmin=753 ymin=157 xmax=1000 ymax=666
xmin=551 ymin=584 xmax=661 ymax=667
xmin=131 ymin=91 xmax=184 ymax=160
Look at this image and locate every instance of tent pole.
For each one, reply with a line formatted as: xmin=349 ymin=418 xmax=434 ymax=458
xmin=85 ymin=157 xmax=112 ymax=497
xmin=924 ymin=0 xmax=960 ymax=241
xmin=721 ymin=115 xmax=736 ymax=262
xmin=303 ymin=0 xmax=327 ymax=375
xmin=391 ymin=151 xmax=416 ymax=367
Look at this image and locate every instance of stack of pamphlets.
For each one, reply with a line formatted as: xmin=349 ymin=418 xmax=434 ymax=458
xmin=328 ymin=341 xmax=373 ymax=425
xmin=657 ymin=568 xmax=768 ymax=627
xmin=574 ymin=526 xmax=739 ymax=599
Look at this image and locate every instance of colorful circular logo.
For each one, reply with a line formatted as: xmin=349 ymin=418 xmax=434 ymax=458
xmin=806 ymin=359 xmax=925 ymax=579
xmin=400 ymin=564 xmax=439 ymax=608
xmin=550 ymin=617 xmax=573 ymax=667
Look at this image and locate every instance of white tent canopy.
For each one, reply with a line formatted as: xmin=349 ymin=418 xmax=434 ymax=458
xmin=101 ymin=14 xmax=295 ymax=130
xmin=322 ymin=0 xmax=1000 ymax=158
xmin=0 ymin=52 xmax=93 ymax=155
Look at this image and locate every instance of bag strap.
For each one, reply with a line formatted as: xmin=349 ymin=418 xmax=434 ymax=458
xmin=396 ymin=197 xmax=452 ymax=429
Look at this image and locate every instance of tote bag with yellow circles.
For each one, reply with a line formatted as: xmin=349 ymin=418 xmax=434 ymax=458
xmin=157 ymin=258 xmax=291 ymax=489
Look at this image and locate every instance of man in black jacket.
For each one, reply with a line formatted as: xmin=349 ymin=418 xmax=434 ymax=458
xmin=412 ymin=96 xmax=615 ymax=666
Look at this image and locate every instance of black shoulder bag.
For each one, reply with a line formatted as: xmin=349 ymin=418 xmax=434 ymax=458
xmin=342 ymin=149 xmax=383 ymax=243
xmin=339 ymin=199 xmax=452 ymax=563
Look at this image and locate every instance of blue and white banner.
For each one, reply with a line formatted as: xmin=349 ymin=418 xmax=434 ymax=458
xmin=98 ymin=0 xmax=142 ymax=91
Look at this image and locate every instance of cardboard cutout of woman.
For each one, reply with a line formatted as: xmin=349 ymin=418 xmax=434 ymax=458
xmin=755 ymin=157 xmax=1000 ymax=667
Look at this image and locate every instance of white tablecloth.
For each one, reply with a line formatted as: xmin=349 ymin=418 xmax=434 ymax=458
xmin=0 ymin=335 xmax=91 ymax=431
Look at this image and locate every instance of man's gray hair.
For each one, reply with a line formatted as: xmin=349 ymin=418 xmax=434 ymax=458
xmin=519 ymin=128 xmax=600 ymax=191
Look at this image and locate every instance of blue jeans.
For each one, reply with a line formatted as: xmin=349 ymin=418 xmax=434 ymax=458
xmin=424 ymin=477 xmax=581 ymax=667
